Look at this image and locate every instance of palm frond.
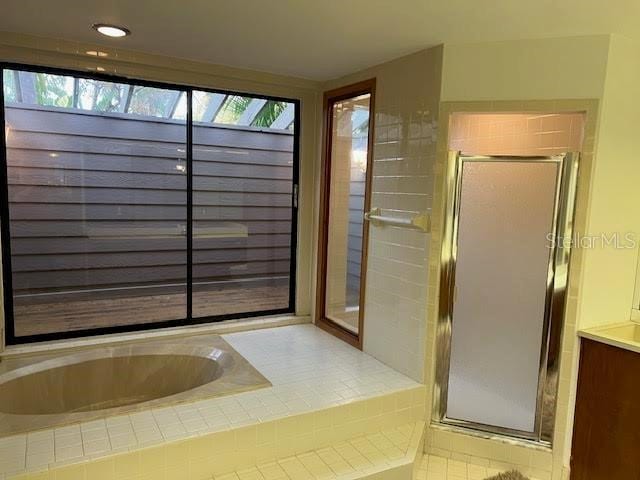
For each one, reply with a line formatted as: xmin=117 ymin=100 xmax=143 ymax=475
xmin=252 ymin=101 xmax=287 ymax=128
xmin=214 ymin=95 xmax=252 ymax=124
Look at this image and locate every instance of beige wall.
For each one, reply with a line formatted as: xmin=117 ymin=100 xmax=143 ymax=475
xmin=322 ymin=47 xmax=443 ymax=381
xmin=0 ymin=32 xmax=321 ymax=348
xmin=431 ymin=33 xmax=640 ymax=480
xmin=576 ymin=34 xmax=640 ymax=330
xmin=441 ymin=35 xmax=610 ymax=102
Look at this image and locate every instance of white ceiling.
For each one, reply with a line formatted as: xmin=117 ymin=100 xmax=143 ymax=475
xmin=0 ymin=0 xmax=637 ymax=81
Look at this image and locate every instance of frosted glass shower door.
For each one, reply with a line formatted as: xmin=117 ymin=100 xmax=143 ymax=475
xmin=446 ymin=159 xmax=560 ymax=433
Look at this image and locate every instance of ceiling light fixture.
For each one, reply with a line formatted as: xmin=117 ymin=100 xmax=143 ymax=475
xmin=86 ymin=50 xmax=109 ymax=57
xmin=92 ymin=23 xmax=130 ymax=38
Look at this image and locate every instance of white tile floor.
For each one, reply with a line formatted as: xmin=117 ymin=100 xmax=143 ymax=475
xmin=0 ymin=324 xmax=420 ymax=478
xmin=415 ymin=455 xmax=542 ymax=480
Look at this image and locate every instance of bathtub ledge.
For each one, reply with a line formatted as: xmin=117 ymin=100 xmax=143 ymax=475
xmin=2 ymin=314 xmax=310 ymax=358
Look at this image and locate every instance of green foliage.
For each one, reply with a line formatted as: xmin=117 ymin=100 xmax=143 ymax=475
xmin=5 ymin=70 xmax=292 ymax=129
xmin=251 ymin=101 xmax=287 ymax=128
xmin=90 ymin=82 xmax=127 ymax=112
xmin=214 ymin=95 xmax=252 ymax=124
xmin=128 ymin=86 xmax=177 ymax=117
xmin=35 ymin=73 xmax=73 ymax=108
xmin=2 ymin=70 xmax=17 ymax=102
xmin=192 ymin=91 xmax=215 ymax=121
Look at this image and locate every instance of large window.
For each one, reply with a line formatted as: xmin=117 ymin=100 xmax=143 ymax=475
xmin=1 ymin=65 xmax=298 ymax=343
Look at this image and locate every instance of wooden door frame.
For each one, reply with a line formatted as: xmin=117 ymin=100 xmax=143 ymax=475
xmin=315 ymin=78 xmax=376 ymax=350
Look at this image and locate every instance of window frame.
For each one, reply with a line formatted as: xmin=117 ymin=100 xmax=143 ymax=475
xmin=0 ymin=62 xmax=300 ymax=344
xmin=315 ymin=79 xmax=376 ymax=350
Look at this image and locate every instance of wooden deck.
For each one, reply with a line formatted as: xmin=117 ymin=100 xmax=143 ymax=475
xmin=13 ymin=284 xmax=289 ymax=337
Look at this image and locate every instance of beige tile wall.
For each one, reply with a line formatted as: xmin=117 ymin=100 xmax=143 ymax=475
xmin=322 ymin=47 xmax=443 ymax=382
xmin=449 ymin=113 xmax=585 ymax=156
xmin=425 ymin=100 xmax=599 ymax=480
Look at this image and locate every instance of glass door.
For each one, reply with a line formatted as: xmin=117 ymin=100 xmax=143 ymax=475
xmin=435 ymin=152 xmax=579 ymax=443
xmin=316 ymin=80 xmax=375 ymax=348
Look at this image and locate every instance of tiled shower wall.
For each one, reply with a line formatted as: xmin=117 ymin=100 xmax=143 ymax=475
xmin=323 ymin=47 xmax=443 ymax=381
xmin=449 ymin=113 xmax=585 ymax=156
xmin=426 ymin=100 xmax=599 ymax=480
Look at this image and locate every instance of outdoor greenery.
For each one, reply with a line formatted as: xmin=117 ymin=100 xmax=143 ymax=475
xmin=214 ymin=95 xmax=252 ymax=124
xmin=3 ymin=69 xmax=294 ymax=129
xmin=79 ymin=80 xmax=128 ymax=112
xmin=129 ymin=86 xmax=180 ymax=118
xmin=34 ymin=73 xmax=74 ymax=107
xmin=192 ymin=90 xmax=215 ymax=121
xmin=2 ymin=71 xmax=17 ymax=102
xmin=251 ymin=100 xmax=288 ymax=127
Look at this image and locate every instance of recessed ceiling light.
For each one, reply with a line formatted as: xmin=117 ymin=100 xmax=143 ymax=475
xmin=92 ymin=23 xmax=130 ymax=38
xmin=86 ymin=50 xmax=109 ymax=57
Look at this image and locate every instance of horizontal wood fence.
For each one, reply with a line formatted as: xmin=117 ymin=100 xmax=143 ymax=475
xmin=4 ymin=104 xmax=294 ymax=303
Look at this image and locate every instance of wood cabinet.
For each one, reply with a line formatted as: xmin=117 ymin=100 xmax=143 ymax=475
xmin=570 ymin=338 xmax=640 ymax=479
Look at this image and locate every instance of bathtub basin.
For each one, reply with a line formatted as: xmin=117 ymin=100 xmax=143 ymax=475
xmin=0 ymin=335 xmax=270 ymax=435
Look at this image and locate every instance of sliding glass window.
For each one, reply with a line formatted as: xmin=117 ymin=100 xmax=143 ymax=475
xmin=191 ymin=92 xmax=295 ymax=318
xmin=1 ymin=65 xmax=298 ymax=343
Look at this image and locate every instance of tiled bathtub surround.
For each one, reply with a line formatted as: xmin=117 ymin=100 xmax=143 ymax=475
xmin=0 ymin=325 xmax=425 ymax=479
xmin=0 ymin=335 xmax=270 ymax=435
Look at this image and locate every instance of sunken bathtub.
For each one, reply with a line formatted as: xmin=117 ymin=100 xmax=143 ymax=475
xmin=0 ymin=334 xmax=270 ymax=435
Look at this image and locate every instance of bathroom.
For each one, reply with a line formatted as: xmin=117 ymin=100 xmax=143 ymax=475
xmin=0 ymin=4 xmax=640 ymax=480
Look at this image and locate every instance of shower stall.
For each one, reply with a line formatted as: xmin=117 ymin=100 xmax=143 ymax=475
xmin=433 ymin=112 xmax=583 ymax=444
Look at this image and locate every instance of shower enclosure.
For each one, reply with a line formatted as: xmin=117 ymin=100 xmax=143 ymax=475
xmin=434 ymin=151 xmax=579 ymax=443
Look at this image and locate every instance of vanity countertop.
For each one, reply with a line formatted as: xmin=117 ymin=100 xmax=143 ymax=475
xmin=578 ymin=321 xmax=640 ymax=354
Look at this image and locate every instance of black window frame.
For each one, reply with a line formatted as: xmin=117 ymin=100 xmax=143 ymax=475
xmin=0 ymin=62 xmax=300 ymax=344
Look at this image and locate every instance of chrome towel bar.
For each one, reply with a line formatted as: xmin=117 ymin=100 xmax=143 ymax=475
xmin=364 ymin=207 xmax=430 ymax=232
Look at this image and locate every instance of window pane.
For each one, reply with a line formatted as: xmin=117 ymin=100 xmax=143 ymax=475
xmin=191 ymin=91 xmax=295 ymax=318
xmin=213 ymin=95 xmax=252 ymax=124
xmin=3 ymin=69 xmax=187 ymax=337
xmin=3 ymin=70 xmax=17 ymax=102
xmin=172 ymin=92 xmax=187 ymax=120
xmin=324 ymin=94 xmax=371 ymax=334
xmin=250 ymin=100 xmax=287 ymax=127
xmin=32 ymin=73 xmax=74 ymax=107
xmin=77 ymin=79 xmax=130 ymax=112
xmin=127 ymin=85 xmax=181 ymax=118
xmin=191 ymin=91 xmax=225 ymax=122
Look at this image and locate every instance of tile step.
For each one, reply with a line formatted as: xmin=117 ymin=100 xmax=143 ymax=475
xmin=5 ymin=385 xmax=426 ymax=480
xmin=215 ymin=421 xmax=425 ymax=480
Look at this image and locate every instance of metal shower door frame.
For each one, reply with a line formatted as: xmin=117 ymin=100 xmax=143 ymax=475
xmin=432 ymin=151 xmax=579 ymax=444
